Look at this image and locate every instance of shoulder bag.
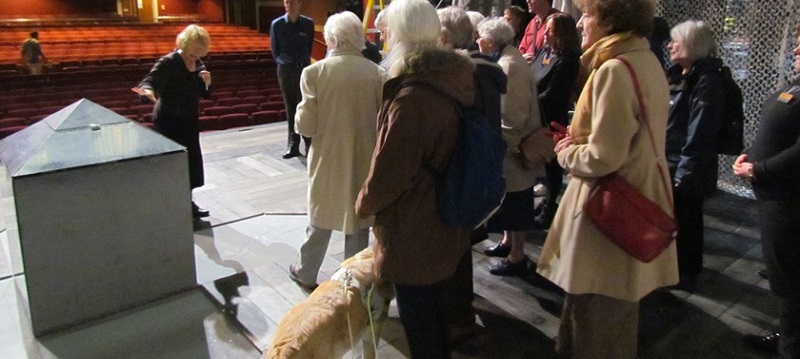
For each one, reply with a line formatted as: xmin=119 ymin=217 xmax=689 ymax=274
xmin=583 ymin=57 xmax=677 ymax=263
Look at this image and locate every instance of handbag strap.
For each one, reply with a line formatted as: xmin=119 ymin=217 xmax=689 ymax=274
xmin=615 ymin=57 xmax=674 ymax=210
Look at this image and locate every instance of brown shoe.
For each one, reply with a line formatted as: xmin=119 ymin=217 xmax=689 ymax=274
xmin=288 ymin=263 xmax=318 ymax=292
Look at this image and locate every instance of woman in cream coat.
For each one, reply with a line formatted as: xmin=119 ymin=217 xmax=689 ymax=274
xmin=536 ymin=0 xmax=679 ymax=357
xmin=477 ymin=17 xmax=542 ymax=276
xmin=288 ymin=11 xmax=386 ymax=289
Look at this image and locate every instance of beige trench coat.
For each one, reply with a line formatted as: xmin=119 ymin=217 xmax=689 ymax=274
xmin=497 ymin=45 xmax=543 ymax=192
xmin=536 ymin=35 xmax=679 ymax=302
xmin=295 ymin=49 xmax=386 ymax=234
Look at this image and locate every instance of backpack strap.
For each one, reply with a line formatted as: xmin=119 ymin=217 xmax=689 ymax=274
xmin=615 ymin=57 xmax=674 ymax=211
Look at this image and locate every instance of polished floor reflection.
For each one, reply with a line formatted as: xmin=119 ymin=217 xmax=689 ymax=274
xmin=0 ymin=123 xmax=779 ymax=358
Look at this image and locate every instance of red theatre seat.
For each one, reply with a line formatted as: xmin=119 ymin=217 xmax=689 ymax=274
xmin=130 ymin=104 xmax=154 ymax=116
xmin=217 ymin=97 xmax=243 ymax=107
xmin=218 ymin=113 xmax=251 ymax=129
xmin=199 ymin=115 xmax=220 ymax=131
xmin=0 ymin=126 xmax=26 ymax=139
xmin=203 ymin=106 xmax=232 ymax=116
xmin=7 ymin=108 xmax=39 ymax=119
xmin=259 ymin=101 xmax=284 ymax=112
xmin=251 ymin=110 xmax=280 ymax=125
xmin=231 ymin=103 xmax=258 ymax=115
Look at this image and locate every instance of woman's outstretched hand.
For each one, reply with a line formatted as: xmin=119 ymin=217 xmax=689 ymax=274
xmin=131 ymin=87 xmax=156 ymax=103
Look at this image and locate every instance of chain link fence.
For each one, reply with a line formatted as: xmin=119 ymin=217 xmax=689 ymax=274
xmin=657 ymin=0 xmax=800 ymax=198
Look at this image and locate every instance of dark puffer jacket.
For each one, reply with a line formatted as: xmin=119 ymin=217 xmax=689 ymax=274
xmin=665 ymin=57 xmax=725 ymax=198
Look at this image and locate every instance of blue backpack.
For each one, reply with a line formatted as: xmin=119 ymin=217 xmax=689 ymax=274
xmin=438 ymin=103 xmax=507 ymax=228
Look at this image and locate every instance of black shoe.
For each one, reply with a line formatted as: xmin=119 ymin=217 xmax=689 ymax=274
xmin=667 ymin=275 xmax=697 ymax=293
xmin=192 ymin=202 xmax=210 ymax=218
xmin=533 ymin=211 xmax=555 ymax=229
xmin=282 ymin=148 xmax=301 ymax=159
xmin=757 ymin=269 xmax=769 ymax=280
xmin=484 ymin=242 xmax=511 ymax=257
xmin=449 ymin=323 xmax=480 ymax=342
xmin=489 ymin=258 xmax=528 ymax=276
xmin=533 ymin=201 xmax=546 ymax=217
xmin=743 ymin=332 xmax=780 ymax=354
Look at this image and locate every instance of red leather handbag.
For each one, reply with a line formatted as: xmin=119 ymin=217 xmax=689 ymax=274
xmin=584 ymin=57 xmax=677 ymax=263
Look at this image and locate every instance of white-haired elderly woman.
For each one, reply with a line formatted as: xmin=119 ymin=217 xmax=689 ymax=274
xmin=477 ymin=17 xmax=542 ymax=277
xmin=665 ymin=20 xmax=725 ymax=292
xmin=133 ymin=24 xmax=212 ymax=219
xmin=466 ymin=10 xmax=485 ymax=45
xmin=355 ymin=0 xmax=475 ymax=356
xmin=361 ymin=9 xmax=388 ymax=64
xmin=374 ymin=9 xmax=387 ymax=44
xmin=288 ymin=11 xmax=387 ymax=291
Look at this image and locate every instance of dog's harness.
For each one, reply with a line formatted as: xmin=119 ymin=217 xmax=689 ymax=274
xmin=331 ymin=267 xmax=382 ymax=358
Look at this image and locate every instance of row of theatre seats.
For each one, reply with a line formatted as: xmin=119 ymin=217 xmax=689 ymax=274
xmin=0 ymin=64 xmax=286 ymax=139
xmin=0 ymin=22 xmax=270 ymax=75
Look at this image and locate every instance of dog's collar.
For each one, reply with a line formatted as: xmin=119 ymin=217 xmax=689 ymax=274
xmin=331 ymin=267 xmax=367 ymax=295
xmin=330 ymin=267 xmax=387 ymax=320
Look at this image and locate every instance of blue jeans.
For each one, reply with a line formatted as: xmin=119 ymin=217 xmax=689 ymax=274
xmin=395 ymin=281 xmax=451 ymax=359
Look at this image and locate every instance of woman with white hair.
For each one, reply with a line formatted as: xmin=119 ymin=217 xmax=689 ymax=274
xmin=288 ymin=11 xmax=386 ymax=291
xmin=374 ymin=10 xmax=388 ymax=44
xmin=477 ymin=17 xmax=542 ymax=277
xmin=466 ymin=11 xmax=485 ymax=44
xmin=355 ymin=0 xmax=475 ymax=356
xmin=665 ymin=20 xmax=725 ymax=292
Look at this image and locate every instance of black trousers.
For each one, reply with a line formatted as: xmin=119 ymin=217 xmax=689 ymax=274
xmin=542 ymin=158 xmax=564 ymax=211
xmin=674 ymin=193 xmax=705 ymax=279
xmin=442 ymin=249 xmax=474 ymax=328
xmin=276 ymin=64 xmax=307 ymax=147
xmin=760 ymin=200 xmax=800 ymax=358
xmin=155 ymin=121 xmax=204 ymax=189
xmin=395 ymin=281 xmax=451 ymax=359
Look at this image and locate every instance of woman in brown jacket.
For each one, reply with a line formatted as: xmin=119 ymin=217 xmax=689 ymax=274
xmin=355 ymin=0 xmax=473 ymax=357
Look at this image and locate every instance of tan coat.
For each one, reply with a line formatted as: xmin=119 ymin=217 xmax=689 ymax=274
xmin=356 ymin=49 xmax=474 ymax=285
xmin=295 ymin=49 xmax=386 ymax=234
xmin=536 ymin=34 xmax=679 ymax=302
xmin=497 ymin=45 xmax=543 ymax=191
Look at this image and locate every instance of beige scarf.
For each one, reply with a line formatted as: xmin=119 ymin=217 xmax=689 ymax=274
xmin=569 ymin=32 xmax=642 ymax=144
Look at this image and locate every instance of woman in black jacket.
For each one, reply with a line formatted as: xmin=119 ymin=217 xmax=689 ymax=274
xmin=133 ymin=24 xmax=213 ymax=219
xmin=733 ymin=26 xmax=800 ymax=359
xmin=665 ymin=20 xmax=725 ymax=291
xmin=528 ymin=12 xmax=580 ymax=228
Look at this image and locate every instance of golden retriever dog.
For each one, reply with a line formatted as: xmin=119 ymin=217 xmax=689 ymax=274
xmin=265 ymin=247 xmax=394 ymax=359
